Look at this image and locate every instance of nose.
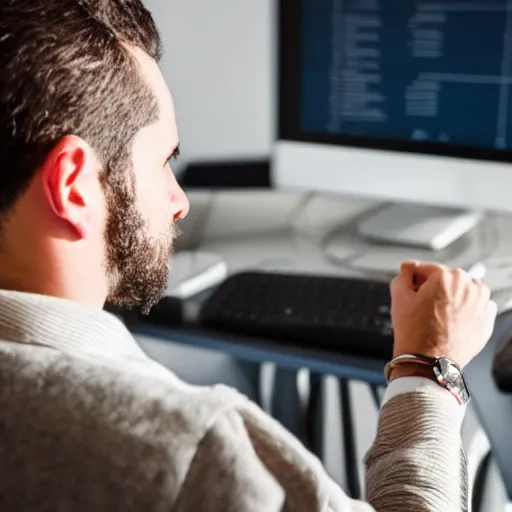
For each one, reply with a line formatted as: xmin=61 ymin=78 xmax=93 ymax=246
xmin=170 ymin=174 xmax=190 ymax=221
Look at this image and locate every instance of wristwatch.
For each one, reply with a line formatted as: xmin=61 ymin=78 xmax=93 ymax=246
xmin=384 ymin=353 xmax=471 ymax=405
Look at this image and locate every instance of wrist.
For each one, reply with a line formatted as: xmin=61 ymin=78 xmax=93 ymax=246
xmin=388 ymin=362 xmax=437 ymax=383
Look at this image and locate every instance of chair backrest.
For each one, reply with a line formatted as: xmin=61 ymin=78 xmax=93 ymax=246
xmin=466 ymin=310 xmax=512 ymax=501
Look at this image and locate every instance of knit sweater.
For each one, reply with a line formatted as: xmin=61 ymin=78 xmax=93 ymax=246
xmin=0 ymin=289 xmax=467 ymax=511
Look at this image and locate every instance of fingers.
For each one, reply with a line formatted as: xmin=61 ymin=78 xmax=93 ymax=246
xmin=451 ymin=267 xmax=470 ymax=284
xmin=397 ymin=261 xmax=493 ymax=299
xmin=395 ymin=261 xmax=495 ymax=309
xmin=391 ymin=260 xmax=444 ymax=296
xmin=391 ymin=260 xmax=421 ymax=295
xmin=451 ymin=268 xmax=471 ymax=304
xmin=448 ymin=267 xmax=490 ymax=301
xmin=398 ymin=260 xmax=447 ymax=290
xmin=400 ymin=260 xmax=419 ymax=274
xmin=403 ymin=261 xmax=447 ymax=277
xmin=436 ymin=267 xmax=491 ymax=304
xmin=447 ymin=268 xmax=494 ymax=318
xmin=474 ymin=276 xmax=492 ymax=306
xmin=486 ymin=299 xmax=498 ymax=318
xmin=397 ymin=260 xmax=419 ymax=289
xmin=483 ymin=299 xmax=499 ymax=342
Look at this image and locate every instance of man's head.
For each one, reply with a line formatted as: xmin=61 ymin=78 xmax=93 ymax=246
xmin=0 ymin=0 xmax=189 ymax=312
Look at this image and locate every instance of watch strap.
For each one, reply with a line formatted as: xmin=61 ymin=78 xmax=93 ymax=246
xmin=384 ymin=353 xmax=470 ymax=405
xmin=384 ymin=353 xmax=437 ymax=381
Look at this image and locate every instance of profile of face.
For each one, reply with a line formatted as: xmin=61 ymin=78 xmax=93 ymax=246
xmin=21 ymin=45 xmax=190 ymax=312
xmin=101 ymin=47 xmax=189 ymax=313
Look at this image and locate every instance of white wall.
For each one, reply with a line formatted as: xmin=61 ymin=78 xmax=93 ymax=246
xmin=143 ymin=1 xmax=276 ymax=171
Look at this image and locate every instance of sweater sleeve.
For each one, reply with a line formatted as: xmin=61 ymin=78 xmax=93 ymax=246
xmin=174 ymin=409 xmax=286 ymax=512
xmin=175 ymin=387 xmax=467 ymax=512
xmin=174 ymin=406 xmax=375 ymax=512
xmin=365 ymin=388 xmax=468 ymax=511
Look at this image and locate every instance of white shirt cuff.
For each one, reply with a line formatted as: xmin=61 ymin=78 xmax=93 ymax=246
xmin=382 ymin=377 xmax=467 ymax=422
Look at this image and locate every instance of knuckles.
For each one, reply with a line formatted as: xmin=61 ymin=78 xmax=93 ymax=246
xmin=451 ymin=268 xmax=467 ymax=280
xmin=393 ymin=262 xmax=490 ymax=299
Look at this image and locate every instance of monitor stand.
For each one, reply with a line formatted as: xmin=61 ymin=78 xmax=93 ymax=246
xmin=357 ymin=203 xmax=484 ymax=251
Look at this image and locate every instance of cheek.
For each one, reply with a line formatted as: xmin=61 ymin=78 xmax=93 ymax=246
xmin=138 ymin=173 xmax=172 ymax=229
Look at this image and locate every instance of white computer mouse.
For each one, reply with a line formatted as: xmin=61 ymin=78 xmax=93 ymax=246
xmin=166 ymin=251 xmax=228 ymax=299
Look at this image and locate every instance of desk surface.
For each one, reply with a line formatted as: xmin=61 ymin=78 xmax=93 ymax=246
xmin=178 ymin=190 xmax=512 ymax=310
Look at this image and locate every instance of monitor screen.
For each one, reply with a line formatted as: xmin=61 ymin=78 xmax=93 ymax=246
xmin=279 ymin=0 xmax=512 ymax=163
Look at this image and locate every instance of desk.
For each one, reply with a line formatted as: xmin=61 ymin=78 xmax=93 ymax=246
xmin=133 ymin=190 xmax=512 ymax=500
xmin=129 ymin=324 xmax=386 ymax=385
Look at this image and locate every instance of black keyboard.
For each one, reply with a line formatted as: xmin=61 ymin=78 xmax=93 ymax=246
xmin=199 ymin=271 xmax=394 ymax=359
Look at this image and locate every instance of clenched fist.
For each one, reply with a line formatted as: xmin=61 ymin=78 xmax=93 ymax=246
xmin=390 ymin=261 xmax=497 ymax=369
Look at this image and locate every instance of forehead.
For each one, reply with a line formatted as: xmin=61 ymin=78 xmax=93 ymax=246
xmin=127 ymin=44 xmax=178 ymax=142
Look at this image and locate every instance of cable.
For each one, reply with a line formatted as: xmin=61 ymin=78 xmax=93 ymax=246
xmin=320 ymin=210 xmax=503 ymax=278
xmin=286 ymin=192 xmax=316 ymax=233
xmin=286 ymin=192 xmax=326 ymax=252
xmin=321 ymin=223 xmax=366 ymax=267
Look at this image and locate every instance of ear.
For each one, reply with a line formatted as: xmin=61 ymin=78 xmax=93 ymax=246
xmin=41 ymin=135 xmax=101 ymax=240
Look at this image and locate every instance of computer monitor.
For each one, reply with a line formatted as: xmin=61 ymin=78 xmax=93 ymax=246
xmin=273 ymin=0 xmax=512 ymax=249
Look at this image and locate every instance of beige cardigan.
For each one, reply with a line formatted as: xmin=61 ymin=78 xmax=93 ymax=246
xmin=0 ymin=290 xmax=467 ymax=511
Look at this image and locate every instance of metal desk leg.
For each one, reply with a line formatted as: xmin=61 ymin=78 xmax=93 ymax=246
xmin=305 ymin=372 xmax=323 ymax=456
xmin=339 ymin=379 xmax=362 ymax=500
xmin=270 ymin=367 xmax=304 ymax=440
xmin=305 ymin=374 xmax=355 ymax=495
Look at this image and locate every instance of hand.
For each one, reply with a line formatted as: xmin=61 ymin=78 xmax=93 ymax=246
xmin=390 ymin=261 xmax=497 ymax=368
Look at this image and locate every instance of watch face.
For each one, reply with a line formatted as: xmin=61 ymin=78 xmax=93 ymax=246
xmin=435 ymin=358 xmax=471 ymax=404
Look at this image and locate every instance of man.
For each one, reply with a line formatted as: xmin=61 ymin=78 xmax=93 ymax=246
xmin=0 ymin=1 xmax=497 ymax=511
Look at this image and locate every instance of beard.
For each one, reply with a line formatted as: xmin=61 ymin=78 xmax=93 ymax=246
xmin=102 ymin=176 xmax=177 ymax=315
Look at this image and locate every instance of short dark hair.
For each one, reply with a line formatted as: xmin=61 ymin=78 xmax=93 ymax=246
xmin=0 ymin=0 xmax=162 ymax=218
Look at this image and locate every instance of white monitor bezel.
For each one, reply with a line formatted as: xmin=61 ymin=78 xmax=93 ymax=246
xmin=273 ymin=140 xmax=512 ymax=214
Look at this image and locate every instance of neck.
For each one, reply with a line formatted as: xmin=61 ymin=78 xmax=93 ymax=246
xmin=0 ymin=242 xmax=107 ymax=309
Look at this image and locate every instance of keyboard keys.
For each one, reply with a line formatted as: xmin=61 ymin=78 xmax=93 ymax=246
xmin=200 ymin=271 xmax=394 ymax=360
